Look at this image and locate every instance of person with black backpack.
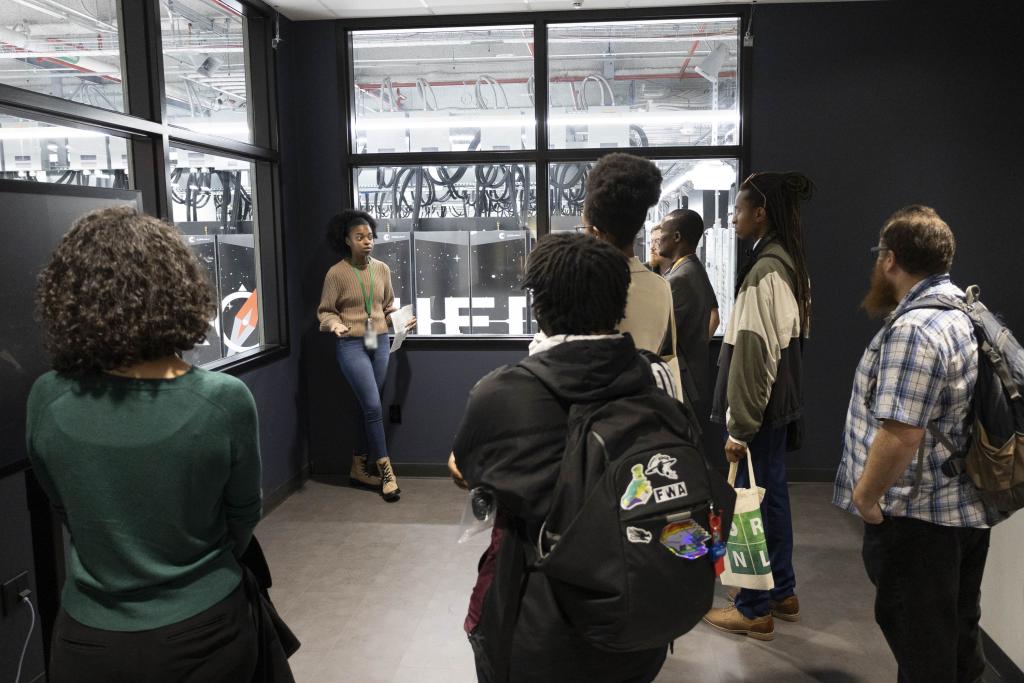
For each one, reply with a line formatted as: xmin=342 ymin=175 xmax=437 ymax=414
xmin=833 ymin=206 xmax=1009 ymax=682
xmin=451 ymin=233 xmax=734 ymax=683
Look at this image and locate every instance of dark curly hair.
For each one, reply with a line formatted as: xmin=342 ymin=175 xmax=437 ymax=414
xmin=523 ymin=233 xmax=629 ymax=336
xmin=880 ymin=205 xmax=955 ymax=276
xmin=37 ymin=206 xmax=215 ymax=377
xmin=583 ymin=153 xmax=663 ymax=249
xmin=327 ymin=209 xmax=377 ymax=257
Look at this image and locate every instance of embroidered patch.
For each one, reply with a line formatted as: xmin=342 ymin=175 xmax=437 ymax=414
xmin=652 ymin=481 xmax=689 ymax=504
xmin=626 ymin=526 xmax=653 ymax=544
xmin=645 ymin=453 xmax=678 ymax=480
xmin=620 ymin=464 xmax=653 ymax=510
xmin=660 ymin=520 xmax=711 ymax=560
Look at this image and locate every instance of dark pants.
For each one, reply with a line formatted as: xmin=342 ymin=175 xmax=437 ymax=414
xmin=49 ymin=584 xmax=257 ymax=683
xmin=335 ymin=334 xmax=391 ymax=459
xmin=861 ymin=516 xmax=990 ymax=683
xmin=731 ymin=425 xmax=796 ymax=619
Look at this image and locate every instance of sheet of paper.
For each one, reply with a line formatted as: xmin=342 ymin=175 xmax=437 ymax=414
xmin=390 ymin=304 xmax=415 ymax=352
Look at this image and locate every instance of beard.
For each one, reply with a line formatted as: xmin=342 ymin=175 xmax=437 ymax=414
xmin=860 ymin=261 xmax=899 ymax=319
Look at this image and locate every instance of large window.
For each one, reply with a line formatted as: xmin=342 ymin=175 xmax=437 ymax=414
xmin=354 ymin=163 xmax=536 ymax=335
xmin=351 ymin=26 xmax=536 ymax=154
xmin=547 ymin=19 xmax=740 ymax=149
xmin=0 ymin=0 xmax=283 ymax=369
xmin=0 ymin=0 xmax=125 ymax=111
xmin=161 ymin=0 xmax=252 ymax=142
xmin=0 ymin=109 xmax=129 ymax=188
xmin=345 ymin=10 xmax=747 ymax=338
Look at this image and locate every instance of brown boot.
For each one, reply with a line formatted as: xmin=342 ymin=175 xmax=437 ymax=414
xmin=702 ymin=606 xmax=775 ymax=641
xmin=349 ymin=454 xmax=382 ymax=488
xmin=376 ymin=457 xmax=400 ymax=502
xmin=771 ymin=595 xmax=800 ymax=622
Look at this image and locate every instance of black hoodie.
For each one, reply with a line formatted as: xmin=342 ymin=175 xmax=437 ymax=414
xmin=453 ymin=336 xmax=668 ymax=683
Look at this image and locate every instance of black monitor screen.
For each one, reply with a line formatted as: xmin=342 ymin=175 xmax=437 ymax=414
xmin=0 ymin=180 xmax=142 ymax=476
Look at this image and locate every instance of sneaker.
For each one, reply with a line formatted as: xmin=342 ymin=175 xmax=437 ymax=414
xmin=349 ymin=454 xmax=382 ymax=488
xmin=771 ymin=595 xmax=800 ymax=622
xmin=702 ymin=606 xmax=775 ymax=641
xmin=377 ymin=457 xmax=400 ymax=502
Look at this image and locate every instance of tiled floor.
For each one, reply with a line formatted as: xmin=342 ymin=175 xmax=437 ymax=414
xmin=256 ymin=479 xmax=968 ymax=682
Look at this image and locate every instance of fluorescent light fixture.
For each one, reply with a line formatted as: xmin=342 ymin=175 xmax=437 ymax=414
xmin=10 ymin=0 xmax=64 ymax=20
xmin=689 ymin=160 xmax=736 ymax=190
xmin=355 ymin=111 xmax=736 ymax=133
xmin=0 ymin=126 xmax=106 ymax=141
xmin=695 ymin=44 xmax=730 ymax=83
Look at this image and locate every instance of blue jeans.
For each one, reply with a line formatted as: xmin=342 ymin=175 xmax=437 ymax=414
xmin=335 ymin=334 xmax=391 ymax=460
xmin=731 ymin=424 xmax=796 ymax=619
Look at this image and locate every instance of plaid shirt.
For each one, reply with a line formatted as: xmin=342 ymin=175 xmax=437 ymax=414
xmin=833 ymin=274 xmax=994 ymax=528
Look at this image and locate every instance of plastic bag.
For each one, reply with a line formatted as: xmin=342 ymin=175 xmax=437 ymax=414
xmin=456 ymin=487 xmax=496 ymax=544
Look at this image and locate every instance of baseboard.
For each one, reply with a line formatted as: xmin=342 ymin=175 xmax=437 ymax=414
xmin=264 ymin=463 xmax=310 ymax=515
xmin=983 ymin=629 xmax=1024 ymax=682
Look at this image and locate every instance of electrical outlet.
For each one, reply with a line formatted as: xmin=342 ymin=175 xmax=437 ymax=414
xmin=389 ymin=405 xmax=402 ymax=424
xmin=1 ymin=571 xmax=30 ymax=616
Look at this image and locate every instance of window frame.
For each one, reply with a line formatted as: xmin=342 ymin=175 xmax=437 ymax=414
xmin=0 ymin=0 xmax=286 ymax=372
xmin=338 ymin=6 xmax=752 ymax=341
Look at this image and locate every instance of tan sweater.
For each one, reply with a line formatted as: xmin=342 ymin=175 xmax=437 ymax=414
xmin=620 ymin=256 xmax=675 ymax=355
xmin=317 ymin=258 xmax=395 ymax=337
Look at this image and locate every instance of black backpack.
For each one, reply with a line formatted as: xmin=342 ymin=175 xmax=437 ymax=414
xmin=524 ymin=362 xmax=736 ymax=652
xmin=889 ymin=285 xmax=1024 ymax=514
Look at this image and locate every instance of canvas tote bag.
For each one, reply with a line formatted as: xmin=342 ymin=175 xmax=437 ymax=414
xmin=719 ymin=450 xmax=774 ymax=590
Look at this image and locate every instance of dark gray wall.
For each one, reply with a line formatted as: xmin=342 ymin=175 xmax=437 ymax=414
xmin=749 ymin=0 xmax=1024 ymax=479
xmin=0 ymin=474 xmax=45 ymax=683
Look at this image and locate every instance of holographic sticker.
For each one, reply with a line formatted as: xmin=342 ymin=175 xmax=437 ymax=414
xmin=660 ymin=520 xmax=712 ymax=560
xmin=626 ymin=526 xmax=653 ymax=544
xmin=620 ymin=464 xmax=653 ymax=510
xmin=645 ymin=453 xmax=679 ymax=480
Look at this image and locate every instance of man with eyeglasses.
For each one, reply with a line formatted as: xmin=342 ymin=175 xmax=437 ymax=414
xmin=645 ymin=225 xmax=667 ymax=276
xmin=833 ymin=206 xmax=996 ymax=682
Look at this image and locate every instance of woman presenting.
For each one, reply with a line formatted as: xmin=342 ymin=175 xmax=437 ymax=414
xmin=318 ymin=209 xmax=413 ymax=502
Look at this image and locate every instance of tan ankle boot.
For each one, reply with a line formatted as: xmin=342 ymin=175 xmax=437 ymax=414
xmin=702 ymin=606 xmax=775 ymax=641
xmin=349 ymin=454 xmax=381 ymax=488
xmin=376 ymin=457 xmax=400 ymax=502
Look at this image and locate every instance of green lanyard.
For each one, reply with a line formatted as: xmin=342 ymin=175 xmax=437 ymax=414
xmin=353 ymin=260 xmax=375 ymax=318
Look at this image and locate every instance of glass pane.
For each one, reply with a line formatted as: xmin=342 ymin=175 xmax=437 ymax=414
xmin=170 ymin=146 xmax=261 ymax=364
xmin=547 ymin=19 xmax=740 ymax=149
xmin=161 ymin=0 xmax=252 ymax=142
xmin=351 ymin=26 xmax=536 ymax=153
xmin=355 ymin=163 xmax=537 ymax=335
xmin=549 ymin=158 xmax=738 ymax=333
xmin=0 ymin=109 xmax=129 ymax=187
xmin=0 ymin=0 xmax=124 ymax=111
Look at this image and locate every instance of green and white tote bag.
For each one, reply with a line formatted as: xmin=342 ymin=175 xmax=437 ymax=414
xmin=719 ymin=451 xmax=774 ymax=590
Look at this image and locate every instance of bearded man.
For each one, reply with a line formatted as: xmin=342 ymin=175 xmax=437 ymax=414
xmin=833 ymin=205 xmax=999 ymax=682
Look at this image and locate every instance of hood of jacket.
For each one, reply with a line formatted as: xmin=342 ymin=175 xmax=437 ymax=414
xmin=518 ymin=334 xmax=653 ymax=405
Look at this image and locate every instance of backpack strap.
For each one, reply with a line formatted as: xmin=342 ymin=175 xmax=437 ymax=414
xmin=872 ymin=294 xmax=971 ymax=498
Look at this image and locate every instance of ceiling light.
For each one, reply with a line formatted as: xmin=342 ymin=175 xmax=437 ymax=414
xmin=10 ymin=0 xmax=64 ymax=20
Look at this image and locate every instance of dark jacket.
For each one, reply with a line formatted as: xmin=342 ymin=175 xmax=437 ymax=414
xmin=710 ymin=236 xmax=806 ymax=443
xmin=239 ymin=538 xmax=300 ymax=683
xmin=453 ymin=336 xmax=668 ymax=683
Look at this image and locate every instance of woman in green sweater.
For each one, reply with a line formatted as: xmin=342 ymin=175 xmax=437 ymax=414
xmin=27 ymin=207 xmax=261 ymax=682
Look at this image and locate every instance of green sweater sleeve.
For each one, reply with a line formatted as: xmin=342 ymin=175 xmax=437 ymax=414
xmin=25 ymin=375 xmax=68 ymax=522
xmin=224 ymin=383 xmax=263 ymax=556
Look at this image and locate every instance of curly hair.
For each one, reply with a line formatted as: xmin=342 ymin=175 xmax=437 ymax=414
xmin=523 ymin=233 xmax=629 ymax=336
xmin=327 ymin=209 xmax=377 ymax=257
xmin=583 ymin=153 xmax=663 ymax=249
xmin=37 ymin=206 xmax=215 ymax=376
xmin=880 ymin=205 xmax=955 ymax=276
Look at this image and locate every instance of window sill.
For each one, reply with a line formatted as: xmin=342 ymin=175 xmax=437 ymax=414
xmin=201 ymin=344 xmax=290 ymax=376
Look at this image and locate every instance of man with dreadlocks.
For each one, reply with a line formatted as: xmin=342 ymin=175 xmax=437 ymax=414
xmin=703 ymin=171 xmax=815 ymax=641
xmin=449 ymin=233 xmax=677 ymax=682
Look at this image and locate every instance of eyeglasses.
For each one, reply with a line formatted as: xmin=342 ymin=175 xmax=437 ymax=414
xmin=574 ymin=225 xmax=592 ymax=234
xmin=870 ymin=244 xmax=891 ymax=256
